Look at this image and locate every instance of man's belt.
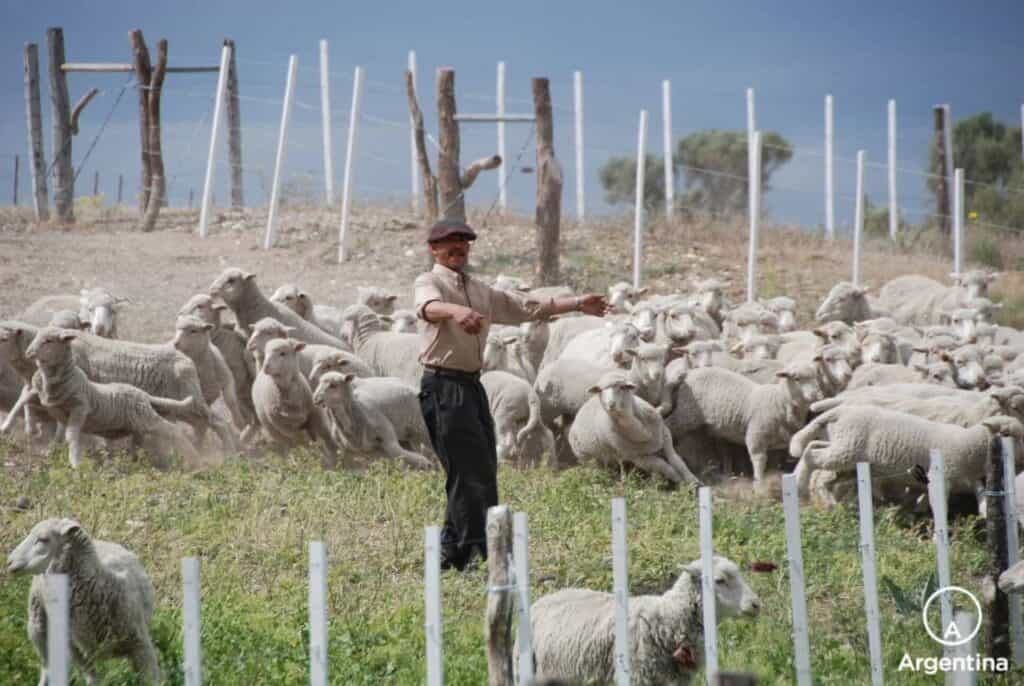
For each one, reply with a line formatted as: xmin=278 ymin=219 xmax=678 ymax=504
xmin=423 ymin=365 xmax=481 ymax=380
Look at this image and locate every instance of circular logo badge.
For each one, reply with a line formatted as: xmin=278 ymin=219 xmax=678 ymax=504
xmin=921 ymin=586 xmax=982 ymax=647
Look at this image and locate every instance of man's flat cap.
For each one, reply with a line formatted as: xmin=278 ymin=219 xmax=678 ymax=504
xmin=426 ymin=219 xmax=477 ymax=243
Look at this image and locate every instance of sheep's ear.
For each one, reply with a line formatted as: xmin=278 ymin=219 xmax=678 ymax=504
xmin=812 ymin=352 xmax=823 ymax=362
xmin=243 ymin=272 xmax=256 ymax=281
xmin=201 ymin=323 xmax=213 ymax=332
xmin=343 ymin=373 xmax=356 ymax=384
xmin=775 ymin=370 xmax=793 ymax=379
xmin=59 ymin=519 xmax=81 ymax=537
xmin=212 ymin=303 xmax=227 ymax=311
xmin=684 ymin=560 xmax=703 ymax=579
xmin=298 ymin=292 xmax=310 ymax=301
xmin=987 ymin=272 xmax=1001 ymax=283
xmin=636 ymin=287 xmax=649 ymax=296
xmin=812 ymin=328 xmax=828 ymax=340
xmin=59 ymin=331 xmax=78 ymax=342
xmin=940 ymin=351 xmax=953 ymax=362
xmin=386 ymin=295 xmax=398 ymax=303
xmin=587 ymin=385 xmax=602 ymax=394
xmin=292 ymin=341 xmax=306 ymax=353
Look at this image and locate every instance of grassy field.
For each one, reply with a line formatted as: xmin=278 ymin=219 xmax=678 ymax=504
xmin=1 ymin=442 xmax=1021 ymax=685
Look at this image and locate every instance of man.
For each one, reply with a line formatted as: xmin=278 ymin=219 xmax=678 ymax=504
xmin=414 ymin=219 xmax=610 ymax=571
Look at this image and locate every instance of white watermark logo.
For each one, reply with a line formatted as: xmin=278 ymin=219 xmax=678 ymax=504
xmin=921 ymin=585 xmax=982 ymax=647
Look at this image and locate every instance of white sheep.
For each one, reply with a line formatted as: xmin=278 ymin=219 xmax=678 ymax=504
xmin=809 ymin=385 xmax=1024 ymax=427
xmin=19 ymin=287 xmax=128 ymax=338
xmin=518 ymin=319 xmax=550 ymax=376
xmin=312 ymin=371 xmax=433 ymax=469
xmin=389 ymin=309 xmax=418 ymax=334
xmin=722 ymin=302 xmax=779 ymax=342
xmin=760 ymin=296 xmax=798 ymax=332
xmin=659 ymin=303 xmax=721 ymax=345
xmin=6 ymin=518 xmax=161 ymax=685
xmin=847 ymin=362 xmax=927 ymax=390
xmin=517 ymin=554 xmax=760 ymax=685
xmin=877 ymin=271 xmax=997 ymax=326
xmin=689 ymin=278 xmax=729 ymax=326
xmin=539 ymin=316 xmax=607 ymax=367
xmin=357 ymin=285 xmax=399 ymax=315
xmin=269 ymin=283 xmax=336 ymax=335
xmin=568 ymin=371 xmax=701 ymax=485
xmin=244 ymin=317 xmax=371 ymax=382
xmin=559 ymin=321 xmax=642 ymax=368
xmin=480 ymin=370 xmax=553 ymax=466
xmin=482 ymin=328 xmax=534 ymax=381
xmin=815 ymin=282 xmax=879 ymax=324
xmin=608 ymin=281 xmax=647 ymax=313
xmin=172 ymin=314 xmax=247 ymax=431
xmin=342 ymin=305 xmax=422 ymax=387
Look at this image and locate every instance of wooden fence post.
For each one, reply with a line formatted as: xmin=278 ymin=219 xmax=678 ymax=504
xmin=337 ymin=65 xmax=364 ymax=262
xmin=486 ymin=506 xmax=514 ymax=686
xmin=633 ymin=109 xmax=647 ymax=291
xmin=853 ymin=150 xmax=865 ymax=287
xmin=987 ymin=437 xmax=1011 ymax=661
xmin=611 ymin=497 xmax=631 ymax=686
xmin=405 ymin=67 xmax=437 ymax=222
xmin=424 ymin=526 xmax=444 ymax=686
xmin=408 ymin=50 xmax=420 ymax=212
xmin=534 ymin=76 xmax=562 ymax=286
xmin=662 ymin=80 xmax=674 ymax=219
xmin=117 ymin=174 xmax=123 ymax=204
xmin=92 ymin=170 xmax=98 ymax=197
xmin=888 ymin=99 xmax=898 ymax=240
xmin=198 ymin=44 xmax=230 ymax=238
xmin=825 ymin=94 xmax=833 ymax=238
xmin=224 ymin=39 xmax=243 ymax=209
xmin=130 ymin=29 xmax=152 ymax=213
xmin=436 ymin=68 xmax=463 ymax=221
xmin=13 ymin=155 xmax=19 ymax=205
xmin=139 ymin=36 xmax=168 ymax=232
xmin=513 ymin=512 xmax=534 ymax=685
xmin=856 ymin=463 xmax=884 ymax=686
xmin=573 ymin=70 xmax=584 ymax=222
xmin=1002 ymin=436 xmax=1024 ymax=664
xmin=745 ymin=131 xmax=762 ymax=303
xmin=699 ymin=486 xmax=719 ymax=685
xmin=933 ymin=106 xmax=951 ymax=235
xmin=319 ymin=39 xmax=333 ymax=205
xmin=45 ymin=574 xmax=70 ymax=686
xmin=24 ymin=42 xmax=49 ymax=220
xmin=182 ymin=557 xmax=202 ymax=686
xmin=46 ymin=27 xmax=74 ymax=222
xmin=263 ymin=54 xmax=298 ymax=250
xmin=309 ymin=541 xmax=328 ymax=686
xmin=781 ymin=475 xmax=813 ymax=686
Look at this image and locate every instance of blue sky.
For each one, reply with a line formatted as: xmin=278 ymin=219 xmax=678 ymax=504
xmin=1 ymin=0 xmax=1021 ymax=230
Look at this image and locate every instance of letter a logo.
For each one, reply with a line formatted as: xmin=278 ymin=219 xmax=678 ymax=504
xmin=943 ymin=621 xmax=963 ymax=641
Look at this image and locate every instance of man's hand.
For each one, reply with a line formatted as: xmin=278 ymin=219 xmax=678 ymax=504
xmin=453 ymin=305 xmax=485 ymax=334
xmin=578 ymin=294 xmax=612 ymax=317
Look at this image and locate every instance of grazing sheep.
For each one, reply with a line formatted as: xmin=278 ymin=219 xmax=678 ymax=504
xmin=18 ymin=328 xmax=199 ymax=467
xmin=342 ymin=305 xmax=423 ymax=387
xmin=208 ymin=268 xmax=348 ymax=348
xmin=791 ymin=406 xmax=1023 ymax=501
xmin=357 ymin=286 xmax=399 ymax=315
xmin=517 ymin=555 xmax=760 ymax=686
xmin=877 ymin=271 xmax=997 ymax=326
xmin=662 ymin=363 xmax=822 ymax=481
xmin=815 ymin=282 xmax=878 ymax=324
xmin=481 ymin=370 xmax=554 ymax=466
xmin=172 ymin=315 xmax=246 ymax=430
xmin=312 ymin=371 xmax=433 ymax=469
xmin=19 ymin=288 xmax=128 ymax=338
xmin=6 ymin=518 xmax=161 ymax=685
xmin=569 ymin=371 xmax=701 ymax=485
xmin=252 ymin=338 xmax=338 ymax=466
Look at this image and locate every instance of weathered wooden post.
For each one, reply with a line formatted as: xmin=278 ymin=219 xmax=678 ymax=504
xmin=224 ymin=39 xmax=243 ymax=209
xmin=933 ymin=106 xmax=951 ymax=235
xmin=485 ymin=506 xmax=514 ymax=686
xmin=986 ymin=437 xmax=1011 ymax=660
xmin=436 ymin=68 xmax=464 ymax=221
xmin=131 ymin=30 xmax=152 ymax=213
xmin=13 ymin=155 xmax=19 ymax=205
xmin=533 ymin=76 xmax=561 ymax=286
xmin=46 ymin=27 xmax=74 ymax=222
xmin=408 ymin=50 xmax=420 ymax=212
xmin=132 ymin=32 xmax=168 ymax=232
xmin=24 ymin=42 xmax=49 ymax=220
xmin=405 ymin=69 xmax=438 ymax=223
xmin=117 ymin=174 xmax=123 ymax=204
xmin=92 ymin=170 xmax=98 ymax=197
xmin=953 ymin=168 xmax=964 ymax=276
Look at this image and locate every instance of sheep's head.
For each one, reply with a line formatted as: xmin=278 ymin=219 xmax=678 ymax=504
xmin=988 ymin=386 xmax=1024 ymax=418
xmin=663 ymin=305 xmax=709 ymax=345
xmin=173 ymin=315 xmax=214 ymax=353
xmin=309 ymin=352 xmax=356 ymax=388
xmin=725 ymin=303 xmax=778 ymax=341
xmin=815 ymin=282 xmax=871 ymax=324
xmin=608 ymin=282 xmax=645 ymax=313
xmin=246 ymin=318 xmax=295 ymax=357
xmin=606 ymin=322 xmax=642 ymax=367
xmin=492 ymin=274 xmax=531 ymax=292
xmin=47 ymin=310 xmax=86 ymax=331
xmin=999 ymin=559 xmax=1024 ymax=595
xmin=813 ymin=344 xmax=855 ymax=395
xmin=682 ymin=340 xmax=721 ymax=368
xmin=270 ymin=284 xmax=314 ymax=319
xmin=261 ymin=338 xmax=305 ymax=379
xmin=78 ymin=288 xmax=126 ymax=338
xmin=25 ymin=327 xmax=77 ymax=366
xmin=209 ymin=268 xmax=255 ymax=306
xmin=389 ymin=309 xmax=418 ymax=334
xmin=682 ymin=555 xmax=761 ymax=619
xmin=915 ymin=361 xmax=957 ymax=387
xmin=629 ymin=303 xmax=658 ymax=342
xmin=944 ymin=346 xmax=989 ymax=390
xmin=813 ymin=321 xmax=855 ymax=348
xmin=6 ymin=518 xmax=83 ymax=576
xmin=952 ymin=270 xmax=998 ymax=299
xmin=629 ymin=343 xmax=668 ymax=390
xmin=690 ymin=279 xmax=726 ymax=318
xmin=776 ymin=363 xmax=821 ymax=406
xmin=761 ymin=296 xmax=797 ymax=332
xmin=588 ymin=371 xmax=636 ymax=416
xmin=949 ymin=309 xmax=981 ymax=342
xmin=734 ymin=335 xmax=780 ymax=361
xmin=483 ymin=332 xmax=520 ymax=372
xmin=519 ymin=319 xmax=550 ymax=351
xmin=859 ymin=331 xmax=899 ymax=364
xmin=312 ymin=371 xmax=355 ymax=408
xmin=179 ymin=294 xmax=227 ymax=327
xmin=981 ymin=415 xmax=1024 ymax=440
xmin=357 ymin=286 xmax=398 ymax=315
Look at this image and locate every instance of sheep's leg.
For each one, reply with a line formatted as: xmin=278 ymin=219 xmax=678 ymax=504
xmin=307 ymin=408 xmax=339 ymax=469
xmin=129 ymin=636 xmax=162 ymax=685
xmin=382 ymin=436 xmax=433 ymax=470
xmin=69 ymin=643 xmax=98 ymax=684
xmin=627 ymin=453 xmax=684 ymax=484
xmin=660 ymin=425 xmax=702 ymax=485
xmin=794 ymin=440 xmax=831 ymax=495
xmin=64 ymin=407 xmax=89 ymax=469
xmin=1 ymin=385 xmax=37 ymax=434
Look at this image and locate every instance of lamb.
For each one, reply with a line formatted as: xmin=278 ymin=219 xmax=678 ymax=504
xmin=760 ymin=296 xmax=798 ymax=332
xmin=517 ymin=554 xmax=760 ymax=686
xmin=689 ymin=278 xmax=728 ymax=326
xmin=312 ymin=371 xmax=433 ymax=469
xmin=877 ymin=271 xmax=997 ymax=326
xmin=568 ymin=371 xmax=701 ymax=485
xmin=791 ymin=406 xmax=1022 ymax=499
xmin=208 ymin=268 xmax=348 ymax=348
xmin=659 ymin=303 xmax=721 ymax=345
xmin=558 ymin=321 xmax=642 ymax=369
xmin=662 ymin=362 xmax=822 ymax=481
xmin=342 ymin=305 xmax=423 ymax=387
xmin=815 ymin=282 xmax=878 ymax=324
xmin=244 ymin=317 xmax=371 ymax=382
xmin=482 ymin=328 xmax=534 ymax=381
xmin=608 ymin=281 xmax=647 ymax=313
xmin=18 ymin=328 xmax=199 ymax=467
xmin=269 ymin=283 xmax=334 ymax=333
xmin=481 ymin=370 xmax=554 ymax=466
xmin=172 ymin=315 xmax=246 ymax=430
xmin=6 ymin=518 xmax=161 ymax=685
xmin=389 ymin=309 xmax=418 ymax=334
xmin=19 ymin=287 xmax=128 ymax=338
xmin=251 ymin=338 xmax=338 ymax=467
xmin=357 ymin=285 xmax=399 ymax=315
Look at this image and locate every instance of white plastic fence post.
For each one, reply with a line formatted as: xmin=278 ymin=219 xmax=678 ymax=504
xmin=574 ymin=70 xmax=584 ymax=222
xmin=309 ymin=541 xmax=328 ymax=686
xmin=825 ymin=94 xmax=834 ymax=238
xmin=182 ymin=557 xmax=202 ymax=686
xmin=198 ymin=44 xmax=231 ymax=239
xmin=953 ymin=168 xmax=964 ymax=276
xmin=746 ymin=87 xmax=756 ymax=142
xmin=928 ymin=449 xmax=953 ymax=638
xmin=662 ymin=80 xmax=674 ymax=218
xmin=942 ymin=104 xmax=954 ymax=219
xmin=857 ymin=463 xmax=884 ymax=686
xmin=409 ymin=50 xmax=420 ymax=212
xmin=45 ymin=573 xmax=70 ymax=686
xmin=781 ymin=475 xmax=812 ymax=686
xmin=633 ymin=110 xmax=648 ymax=291
xmin=746 ymin=130 xmax=762 ymax=303
xmin=699 ymin=486 xmax=719 ymax=684
xmin=497 ymin=61 xmax=507 ymax=213
xmin=337 ymin=65 xmax=364 ymax=263
xmin=852 ymin=150 xmax=865 ymax=287
xmin=424 ymin=526 xmax=444 ymax=686
xmin=888 ymin=99 xmax=897 ymax=241
xmin=263 ymin=55 xmax=298 ymax=250
xmin=1002 ymin=436 xmax=1024 ymax=665
xmin=513 ymin=512 xmax=534 ymax=684
xmin=611 ymin=497 xmax=631 ymax=686
xmin=319 ymin=41 xmax=334 ymax=205
xmin=949 ymin=611 xmax=979 ymax=686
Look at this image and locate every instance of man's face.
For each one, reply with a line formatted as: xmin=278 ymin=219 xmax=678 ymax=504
xmin=429 ymin=236 xmax=472 ymax=271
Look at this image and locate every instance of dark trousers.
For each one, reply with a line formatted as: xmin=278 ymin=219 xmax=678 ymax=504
xmin=419 ymin=371 xmax=498 ymax=569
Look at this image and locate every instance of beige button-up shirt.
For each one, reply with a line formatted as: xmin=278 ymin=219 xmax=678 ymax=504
xmin=414 ymin=263 xmax=558 ymax=372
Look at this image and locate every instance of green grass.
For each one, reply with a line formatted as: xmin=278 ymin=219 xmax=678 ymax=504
xmin=0 ymin=445 xmax=1021 ymax=684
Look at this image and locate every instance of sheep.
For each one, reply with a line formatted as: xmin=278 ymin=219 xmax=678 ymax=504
xmin=608 ymin=281 xmax=647 ymax=313
xmin=760 ymin=296 xmax=798 ymax=332
xmin=568 ymin=371 xmax=701 ymax=485
xmin=341 ymin=305 xmax=423 ymax=387
xmin=859 ymin=331 xmax=901 ymax=364
xmin=389 ymin=309 xmax=418 ymax=334
xmin=815 ymin=282 xmax=879 ymax=324
xmin=312 ymin=371 xmax=433 ymax=469
xmin=558 ymin=321 xmax=642 ymax=369
xmin=6 ymin=518 xmax=161 ymax=685
xmin=809 ymin=385 xmax=1024 ymax=427
xmin=268 ymin=283 xmax=336 ymax=333
xmin=208 ymin=268 xmax=348 ymax=348
xmin=481 ymin=370 xmax=554 ymax=466
xmin=518 ymin=319 xmax=550 ymax=375
xmin=0 ymin=321 xmax=51 ymax=437
xmin=178 ymin=294 xmax=259 ymax=430
xmin=482 ymin=328 xmax=534 ymax=381
xmin=627 ymin=300 xmax=659 ymax=342
xmin=357 ymin=285 xmax=399 ymax=315
xmin=244 ymin=317 xmax=370 ymax=383
xmin=689 ymin=278 xmax=728 ymax=326
xmin=539 ymin=316 xmax=607 ymax=367
xmin=252 ymin=338 xmax=338 ymax=467
xmin=172 ymin=315 xmax=246 ymax=430
xmin=877 ymin=271 xmax=997 ymax=326
xmin=662 ymin=362 xmax=822 ymax=481
xmin=722 ymin=302 xmax=779 ymax=342
xmin=847 ymin=363 xmax=928 ymax=390
xmin=48 ymin=309 xmax=87 ymax=331
xmin=517 ymin=554 xmax=760 ymax=686
xmin=308 ymin=348 xmax=373 ymax=387
xmin=19 ymin=287 xmax=128 ymax=338
xmin=17 ymin=328 xmax=199 ymax=467
xmin=945 ymin=344 xmax=995 ymax=389
xmin=659 ymin=303 xmax=721 ymax=345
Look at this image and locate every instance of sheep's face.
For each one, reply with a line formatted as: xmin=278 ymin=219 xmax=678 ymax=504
xmin=953 ymin=270 xmax=997 ymax=300
xmin=683 ymin=341 xmax=720 ymax=368
xmin=483 ymin=334 xmax=514 ymax=372
xmin=684 ymin=556 xmax=761 ymax=619
xmin=589 ymin=374 xmax=636 ymax=417
xmin=776 ymin=364 xmax=821 ymax=405
xmin=270 ymin=284 xmax=313 ymax=319
xmin=917 ymin=361 xmax=957 ymax=387
xmin=608 ymin=282 xmax=644 ymax=313
xmin=947 ymin=347 xmax=988 ymax=390
xmin=312 ymin=371 xmax=355 ymax=407
xmin=982 ymin=416 xmax=1024 ymax=440
xmin=860 ymin=333 xmax=899 ymax=364
xmin=692 ymin=286 xmax=723 ymax=318
xmin=739 ymin=336 xmax=779 ymax=361
xmin=630 ymin=344 xmax=668 ymax=389
xmin=179 ymin=294 xmax=223 ymax=327
xmin=950 ymin=309 xmax=980 ymax=342
xmin=246 ymin=319 xmax=293 ymax=356
xmin=773 ymin=308 xmax=797 ymax=333
xmin=815 ymin=283 xmax=869 ymax=323
xmin=25 ymin=328 xmax=76 ymax=366
xmin=390 ymin=310 xmax=418 ymax=334
xmin=173 ymin=316 xmax=214 ymax=353
xmin=608 ymin=323 xmax=642 ymax=368
xmin=209 ymin=268 xmax=254 ymax=306
xmin=814 ymin=321 xmax=855 ymax=349
xmin=629 ymin=306 xmax=657 ymax=343
xmin=261 ymin=339 xmax=304 ymax=379
xmin=6 ymin=518 xmax=80 ymax=575
xmin=48 ymin=310 xmax=85 ymax=331
xmin=989 ymin=387 xmax=1024 ymax=419
xmin=310 ymin=354 xmax=353 ymax=388
xmin=663 ymin=306 xmax=705 ymax=345
xmin=358 ymin=287 xmax=398 ymax=315
xmin=999 ymin=560 xmax=1024 ymax=595
xmin=79 ymin=289 xmax=123 ymax=338
xmin=0 ymin=325 xmax=28 ymax=363
xmin=814 ymin=346 xmax=854 ymax=392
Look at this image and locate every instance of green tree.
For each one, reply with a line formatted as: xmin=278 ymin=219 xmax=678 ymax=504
xmin=597 ymin=154 xmax=666 ymax=213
